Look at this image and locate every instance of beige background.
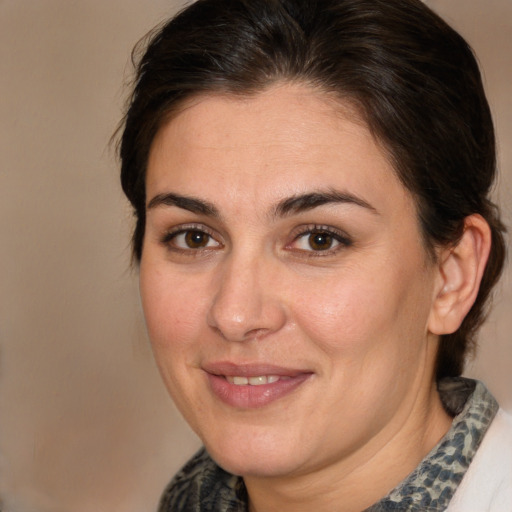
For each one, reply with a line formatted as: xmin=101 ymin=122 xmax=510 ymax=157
xmin=0 ymin=1 xmax=510 ymax=511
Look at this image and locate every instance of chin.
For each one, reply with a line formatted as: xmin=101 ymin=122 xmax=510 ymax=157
xmin=210 ymin=448 xmax=302 ymax=479
xmin=201 ymin=426 xmax=311 ymax=478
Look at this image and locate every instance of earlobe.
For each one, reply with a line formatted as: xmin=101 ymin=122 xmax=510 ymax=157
xmin=428 ymin=214 xmax=491 ymax=335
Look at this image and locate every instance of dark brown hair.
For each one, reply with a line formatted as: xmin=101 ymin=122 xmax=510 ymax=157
xmin=119 ymin=0 xmax=506 ymax=378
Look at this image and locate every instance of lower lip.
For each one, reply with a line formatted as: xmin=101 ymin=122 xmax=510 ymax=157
xmin=206 ymin=373 xmax=312 ymax=409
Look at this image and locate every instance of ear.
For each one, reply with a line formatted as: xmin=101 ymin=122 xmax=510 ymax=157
xmin=428 ymin=214 xmax=492 ymax=335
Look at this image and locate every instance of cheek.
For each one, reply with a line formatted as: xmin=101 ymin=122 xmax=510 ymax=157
xmin=139 ymin=265 xmax=207 ymax=354
xmin=295 ymin=280 xmax=382 ymax=355
xmin=292 ymin=260 xmax=430 ymax=358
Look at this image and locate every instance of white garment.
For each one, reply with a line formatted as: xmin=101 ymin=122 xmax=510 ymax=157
xmin=447 ymin=408 xmax=512 ymax=511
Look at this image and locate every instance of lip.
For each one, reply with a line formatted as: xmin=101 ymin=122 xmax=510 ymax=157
xmin=203 ymin=361 xmax=313 ymax=409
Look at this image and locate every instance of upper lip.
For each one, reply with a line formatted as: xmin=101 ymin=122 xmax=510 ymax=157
xmin=202 ymin=361 xmax=312 ymax=378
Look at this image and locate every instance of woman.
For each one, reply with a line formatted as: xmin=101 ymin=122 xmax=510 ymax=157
xmin=118 ymin=0 xmax=511 ymax=510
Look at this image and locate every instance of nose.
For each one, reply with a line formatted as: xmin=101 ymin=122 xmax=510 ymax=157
xmin=207 ymin=253 xmax=287 ymax=342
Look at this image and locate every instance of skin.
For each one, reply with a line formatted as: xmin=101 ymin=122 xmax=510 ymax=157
xmin=140 ymin=83 xmax=454 ymax=511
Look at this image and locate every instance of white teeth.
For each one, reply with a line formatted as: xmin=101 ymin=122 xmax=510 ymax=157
xmin=232 ymin=376 xmax=249 ymax=385
xmin=248 ymin=376 xmax=267 ymax=386
xmin=226 ymin=375 xmax=282 ymax=386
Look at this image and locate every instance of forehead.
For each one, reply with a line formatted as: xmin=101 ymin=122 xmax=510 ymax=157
xmin=146 ymin=83 xmax=412 ymax=217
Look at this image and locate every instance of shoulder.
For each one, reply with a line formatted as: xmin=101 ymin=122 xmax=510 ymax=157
xmin=447 ymin=408 xmax=512 ymax=511
xmin=157 ymin=448 xmax=247 ymax=512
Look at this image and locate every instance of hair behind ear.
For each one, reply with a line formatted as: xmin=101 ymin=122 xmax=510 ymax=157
xmin=432 ymin=212 xmax=504 ymax=378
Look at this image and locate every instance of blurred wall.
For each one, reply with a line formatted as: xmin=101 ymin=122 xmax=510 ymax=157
xmin=0 ymin=1 xmax=510 ymax=511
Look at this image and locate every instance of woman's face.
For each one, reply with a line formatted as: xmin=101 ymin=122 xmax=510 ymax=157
xmin=140 ymin=84 xmax=442 ymax=479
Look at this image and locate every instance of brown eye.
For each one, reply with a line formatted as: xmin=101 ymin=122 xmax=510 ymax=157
xmin=308 ymin=232 xmax=334 ymax=251
xmin=165 ymin=229 xmax=221 ymax=250
xmin=289 ymin=227 xmax=352 ymax=254
xmin=184 ymin=230 xmax=210 ymax=248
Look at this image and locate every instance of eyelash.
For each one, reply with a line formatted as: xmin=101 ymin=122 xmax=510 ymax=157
xmin=288 ymin=224 xmax=352 ymax=257
xmin=160 ymin=224 xmax=222 ymax=254
xmin=160 ymin=224 xmax=352 ymax=257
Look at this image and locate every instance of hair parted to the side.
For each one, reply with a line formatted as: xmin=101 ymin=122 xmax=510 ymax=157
xmin=118 ymin=0 xmax=506 ymax=379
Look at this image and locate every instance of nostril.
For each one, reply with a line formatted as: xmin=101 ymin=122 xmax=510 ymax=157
xmin=244 ymin=327 xmax=271 ymax=341
xmin=207 ymin=319 xmax=269 ymax=342
xmin=207 ymin=297 xmax=286 ymax=342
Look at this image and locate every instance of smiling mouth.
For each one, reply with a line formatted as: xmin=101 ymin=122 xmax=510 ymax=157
xmin=204 ymin=364 xmax=312 ymax=408
xmin=225 ymin=375 xmax=291 ymax=386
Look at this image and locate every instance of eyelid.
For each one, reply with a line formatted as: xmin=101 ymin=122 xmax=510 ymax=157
xmin=160 ymin=223 xmax=223 ymax=251
xmin=287 ymin=224 xmax=353 ymax=255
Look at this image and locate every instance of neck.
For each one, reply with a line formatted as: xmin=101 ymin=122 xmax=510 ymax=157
xmin=245 ymin=380 xmax=452 ymax=512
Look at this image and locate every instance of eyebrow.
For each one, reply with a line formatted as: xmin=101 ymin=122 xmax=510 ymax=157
xmin=273 ymin=189 xmax=378 ymax=217
xmin=147 ymin=192 xmax=220 ymax=217
xmin=146 ymin=188 xmax=377 ymax=219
